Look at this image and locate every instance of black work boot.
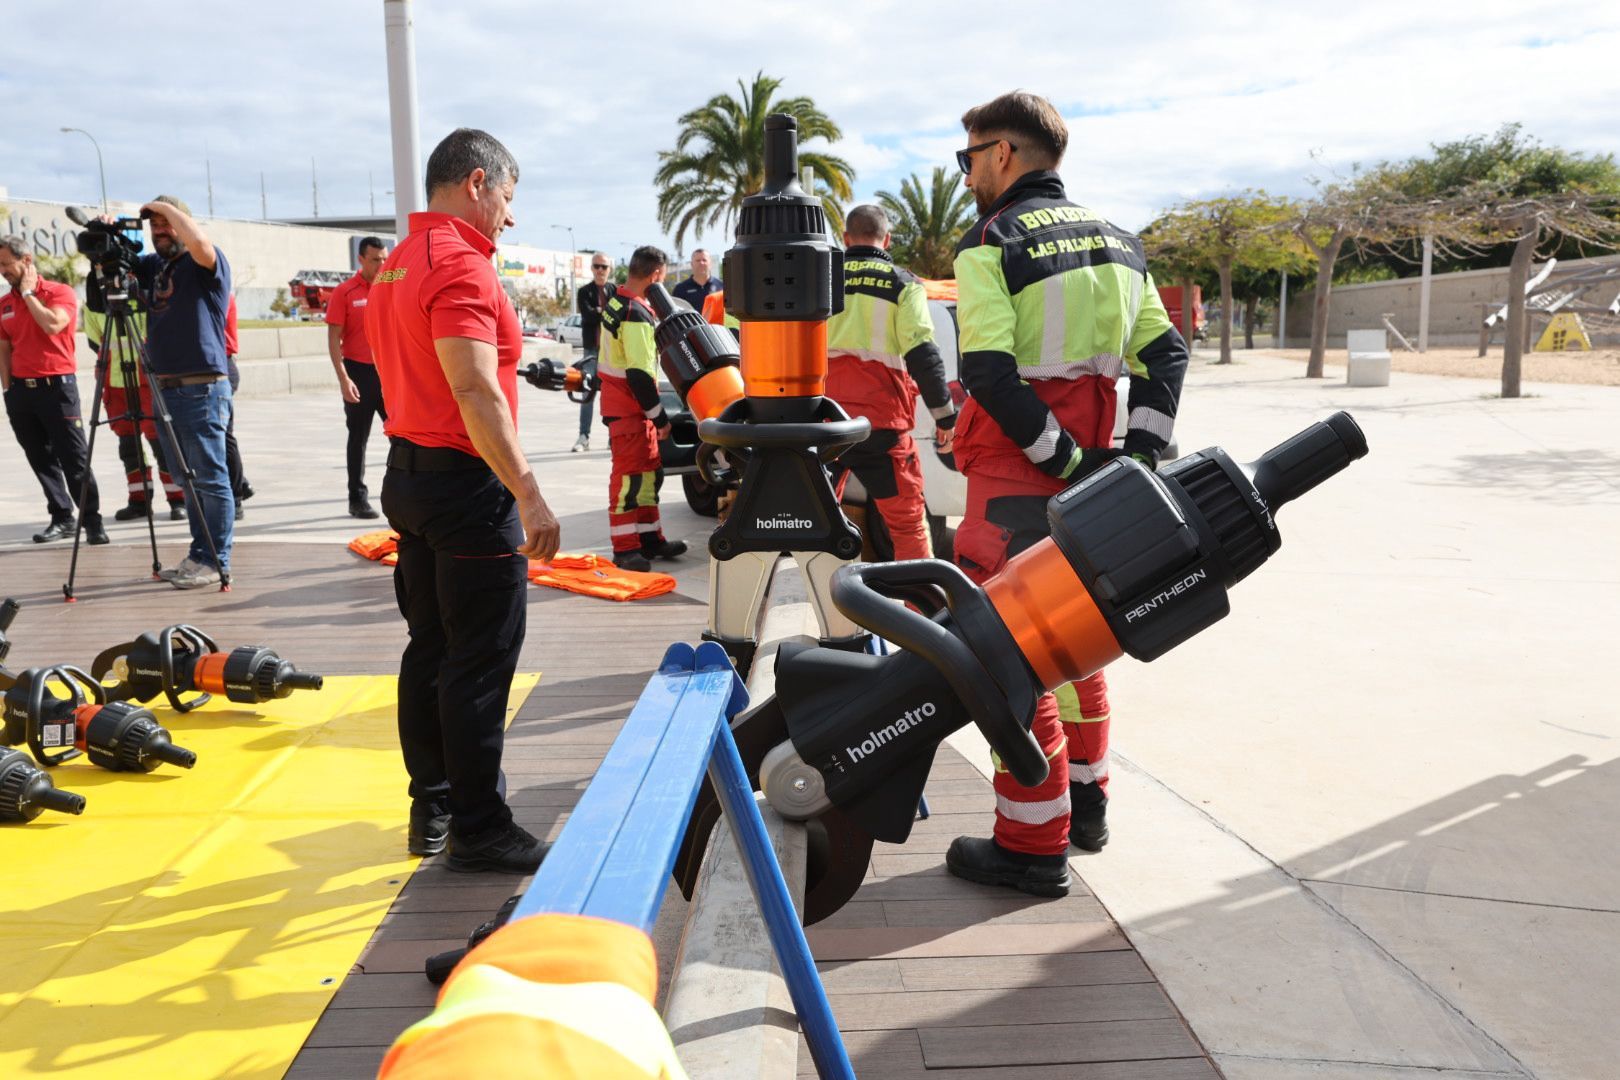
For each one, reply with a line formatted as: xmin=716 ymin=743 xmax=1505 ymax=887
xmin=1070 ymin=781 xmax=1110 ymax=853
xmin=612 ymin=550 xmax=652 ymax=573
xmin=114 ymin=502 xmax=149 ymax=522
xmin=446 ymin=820 xmax=550 ymax=874
xmin=349 ymin=495 xmax=381 ymax=520
xmin=33 ymin=519 xmax=74 ymax=543
xmin=641 ymin=537 xmax=687 ymax=561
xmin=169 ymin=503 xmax=187 ymax=521
xmin=408 ymin=801 xmax=450 ymax=857
xmin=945 ymin=836 xmax=1070 ymax=897
xmin=84 ymin=518 xmax=110 ymax=546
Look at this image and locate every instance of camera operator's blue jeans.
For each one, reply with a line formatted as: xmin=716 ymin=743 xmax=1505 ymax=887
xmin=161 ymin=379 xmax=235 ymax=572
xmin=578 ymin=352 xmax=598 ymax=437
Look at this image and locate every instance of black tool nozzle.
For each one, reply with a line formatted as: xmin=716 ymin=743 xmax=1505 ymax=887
xmin=0 ymin=598 xmax=18 ymax=633
xmin=148 ymin=735 xmax=198 ymax=770
xmin=280 ymin=669 xmax=324 ymax=693
xmin=1245 ymin=411 xmax=1368 ymax=516
xmin=37 ymin=785 xmax=87 ymax=816
xmin=0 ymin=747 xmax=86 ymax=822
xmin=762 ymin=114 xmax=803 ymax=197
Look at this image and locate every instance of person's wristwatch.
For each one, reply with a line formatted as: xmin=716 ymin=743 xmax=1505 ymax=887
xmin=20 ymin=289 xmax=37 ymax=300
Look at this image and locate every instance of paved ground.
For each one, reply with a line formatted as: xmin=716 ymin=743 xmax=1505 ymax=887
xmin=4 ymin=349 xmax=1613 ymax=1078
xmin=950 ymin=348 xmax=1620 ymax=1080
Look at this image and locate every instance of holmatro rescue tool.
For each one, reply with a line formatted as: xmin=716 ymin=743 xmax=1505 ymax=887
xmin=674 ymin=412 xmax=1369 ymax=923
xmin=91 ymin=624 xmax=324 ymax=714
xmin=520 ymin=358 xmax=598 ymax=402
xmin=646 ymin=114 xmax=873 ymax=672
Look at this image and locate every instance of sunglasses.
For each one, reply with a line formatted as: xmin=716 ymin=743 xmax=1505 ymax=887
xmin=592 ymin=264 xmax=610 ymax=270
xmin=956 ymin=138 xmax=1016 ymax=175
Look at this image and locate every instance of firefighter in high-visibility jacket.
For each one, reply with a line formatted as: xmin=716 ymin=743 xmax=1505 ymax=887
xmin=83 ymin=306 xmax=187 ymax=520
xmin=824 ymin=204 xmax=956 ymax=561
xmin=598 ymin=245 xmax=687 ymax=573
xmin=944 ymin=91 xmax=1188 ymax=896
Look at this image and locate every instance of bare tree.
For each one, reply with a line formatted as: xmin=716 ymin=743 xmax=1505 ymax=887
xmin=1289 ymin=171 xmax=1416 ymax=378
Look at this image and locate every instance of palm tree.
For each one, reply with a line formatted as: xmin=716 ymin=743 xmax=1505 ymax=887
xmin=655 ymin=72 xmax=855 ymax=249
xmin=875 ymin=167 xmax=976 ymax=278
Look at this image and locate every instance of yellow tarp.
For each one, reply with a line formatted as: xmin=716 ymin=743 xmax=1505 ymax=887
xmin=0 ymin=672 xmax=539 ymax=1079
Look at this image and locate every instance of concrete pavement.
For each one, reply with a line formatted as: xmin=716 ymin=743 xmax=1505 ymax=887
xmin=949 ymin=349 xmax=1618 ymax=1079
xmin=4 ymin=346 xmax=1614 ymax=1077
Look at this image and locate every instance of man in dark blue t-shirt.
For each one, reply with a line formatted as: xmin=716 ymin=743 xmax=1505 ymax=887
xmin=91 ymin=195 xmax=235 ymax=588
xmin=671 ymin=247 xmax=722 ymax=312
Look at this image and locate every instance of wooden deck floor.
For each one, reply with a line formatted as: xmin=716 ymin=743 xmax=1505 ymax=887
xmin=1 ymin=541 xmax=1213 ymax=1079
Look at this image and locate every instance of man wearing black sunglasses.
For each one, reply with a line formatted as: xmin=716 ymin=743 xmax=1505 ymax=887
xmin=944 ymin=90 xmax=1189 ymax=897
xmin=573 ymin=254 xmax=616 ymax=452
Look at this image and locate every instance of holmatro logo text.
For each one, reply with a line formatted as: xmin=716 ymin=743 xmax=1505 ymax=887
xmin=846 ymin=702 xmax=937 ymax=763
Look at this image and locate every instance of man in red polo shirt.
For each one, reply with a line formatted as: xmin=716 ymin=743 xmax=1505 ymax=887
xmin=326 ymin=235 xmax=389 ymax=518
xmin=369 ymin=128 xmax=560 ymax=874
xmin=0 ymin=235 xmax=107 ymax=545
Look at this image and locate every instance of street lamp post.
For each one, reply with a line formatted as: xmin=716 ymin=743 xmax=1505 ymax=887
xmin=59 ymin=127 xmax=108 ymax=214
xmin=551 ymin=224 xmax=577 ymax=312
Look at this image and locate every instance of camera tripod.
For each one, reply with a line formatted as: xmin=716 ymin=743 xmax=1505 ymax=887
xmin=63 ymin=268 xmax=228 ymax=599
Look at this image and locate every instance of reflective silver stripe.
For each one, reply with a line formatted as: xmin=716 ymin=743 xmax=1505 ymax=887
xmin=1128 ymin=407 xmax=1175 ymax=441
xmin=1040 ymin=274 xmax=1067 ymax=364
xmin=1121 ymin=273 xmax=1145 ymax=356
xmin=608 ymin=523 xmax=639 ymax=536
xmin=995 ymin=788 xmax=1071 ymax=825
xmin=635 ymin=521 xmax=661 ymax=532
xmin=643 ymin=404 xmax=663 ymax=419
xmin=1019 ymin=354 xmax=1123 ymax=380
xmin=828 ymin=348 xmax=907 ymax=372
xmin=1071 ymin=752 xmax=1110 ymax=785
xmin=929 ymin=403 xmax=957 ymax=421
xmin=870 ymin=291 xmax=889 ymax=356
xmin=1023 ymin=412 xmax=1062 ymax=464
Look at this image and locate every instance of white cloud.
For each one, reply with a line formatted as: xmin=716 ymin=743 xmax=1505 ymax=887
xmin=2 ymin=0 xmax=1616 ymax=257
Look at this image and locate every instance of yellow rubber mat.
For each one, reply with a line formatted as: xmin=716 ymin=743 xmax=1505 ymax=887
xmin=0 ymin=672 xmax=539 ymax=1079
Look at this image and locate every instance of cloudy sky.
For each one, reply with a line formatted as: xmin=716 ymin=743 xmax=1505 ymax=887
xmin=5 ymin=1 xmax=1617 ymax=259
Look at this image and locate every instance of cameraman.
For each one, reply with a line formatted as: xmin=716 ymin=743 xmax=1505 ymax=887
xmin=0 ymin=235 xmax=108 ymax=545
xmin=88 ymin=195 xmax=234 ymax=589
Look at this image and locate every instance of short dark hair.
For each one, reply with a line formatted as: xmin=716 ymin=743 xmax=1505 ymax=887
xmin=845 ymin=204 xmax=889 ymax=243
xmin=961 ymin=91 xmax=1068 ymax=168
xmin=628 ymin=245 xmax=667 ymax=279
xmin=424 ymin=128 xmax=519 ymax=198
xmin=358 ymin=236 xmax=386 ymax=256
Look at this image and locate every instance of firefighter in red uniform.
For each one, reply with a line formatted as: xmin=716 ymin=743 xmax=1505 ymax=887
xmin=824 ymin=204 xmax=956 ymax=560
xmin=945 ymin=92 xmax=1188 ymax=896
xmin=596 ymin=245 xmax=686 ymax=573
xmin=369 ymin=128 xmax=560 ymax=873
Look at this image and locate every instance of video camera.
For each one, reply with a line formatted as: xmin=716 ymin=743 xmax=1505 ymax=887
xmin=66 ymin=206 xmax=145 ymax=279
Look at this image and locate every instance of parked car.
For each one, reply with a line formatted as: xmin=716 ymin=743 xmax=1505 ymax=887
xmin=555 ymin=314 xmax=585 ymax=348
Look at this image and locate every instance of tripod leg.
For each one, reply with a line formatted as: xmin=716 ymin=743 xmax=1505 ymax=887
xmin=63 ymin=341 xmax=114 ymax=602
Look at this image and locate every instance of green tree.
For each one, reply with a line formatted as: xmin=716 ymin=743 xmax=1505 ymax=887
xmin=37 ymin=253 xmax=86 ymax=288
xmin=655 ymin=72 xmax=855 ymax=248
xmin=268 ymin=287 xmax=296 ymax=319
xmin=1144 ymin=191 xmax=1295 ymax=364
xmin=875 ymin=167 xmax=975 ymax=278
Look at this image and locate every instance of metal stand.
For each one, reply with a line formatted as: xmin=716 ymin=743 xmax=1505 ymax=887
xmin=697 ymin=398 xmax=872 ymax=674
xmin=64 ymin=268 xmax=228 ymax=600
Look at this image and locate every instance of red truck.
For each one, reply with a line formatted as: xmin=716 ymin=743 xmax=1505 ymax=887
xmin=287 ymin=269 xmax=351 ymax=320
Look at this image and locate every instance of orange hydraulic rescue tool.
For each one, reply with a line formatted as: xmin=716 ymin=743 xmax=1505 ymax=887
xmin=674 ymin=413 xmax=1370 ymax=923
xmin=645 ymin=113 xmax=873 ymax=675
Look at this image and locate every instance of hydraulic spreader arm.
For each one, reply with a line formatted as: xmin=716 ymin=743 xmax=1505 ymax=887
xmin=674 ymin=412 xmax=1370 ymax=924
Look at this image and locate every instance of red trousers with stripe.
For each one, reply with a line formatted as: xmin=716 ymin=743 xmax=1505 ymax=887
xmin=954 ymin=471 xmax=1112 ymax=856
xmin=831 ymin=428 xmax=931 ymax=561
xmin=105 ymin=383 xmax=183 ymax=506
xmin=605 ymin=415 xmax=665 ymax=554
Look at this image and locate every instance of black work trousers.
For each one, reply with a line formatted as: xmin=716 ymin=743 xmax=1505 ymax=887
xmin=225 ymin=358 xmax=248 ymax=500
xmin=5 ymin=376 xmax=101 ymax=525
xmin=343 ymin=359 xmax=387 ymax=499
xmin=382 ymin=450 xmax=526 ymax=837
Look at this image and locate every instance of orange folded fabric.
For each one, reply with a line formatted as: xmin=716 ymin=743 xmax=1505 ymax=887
xmin=527 ymin=553 xmax=677 ymax=602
